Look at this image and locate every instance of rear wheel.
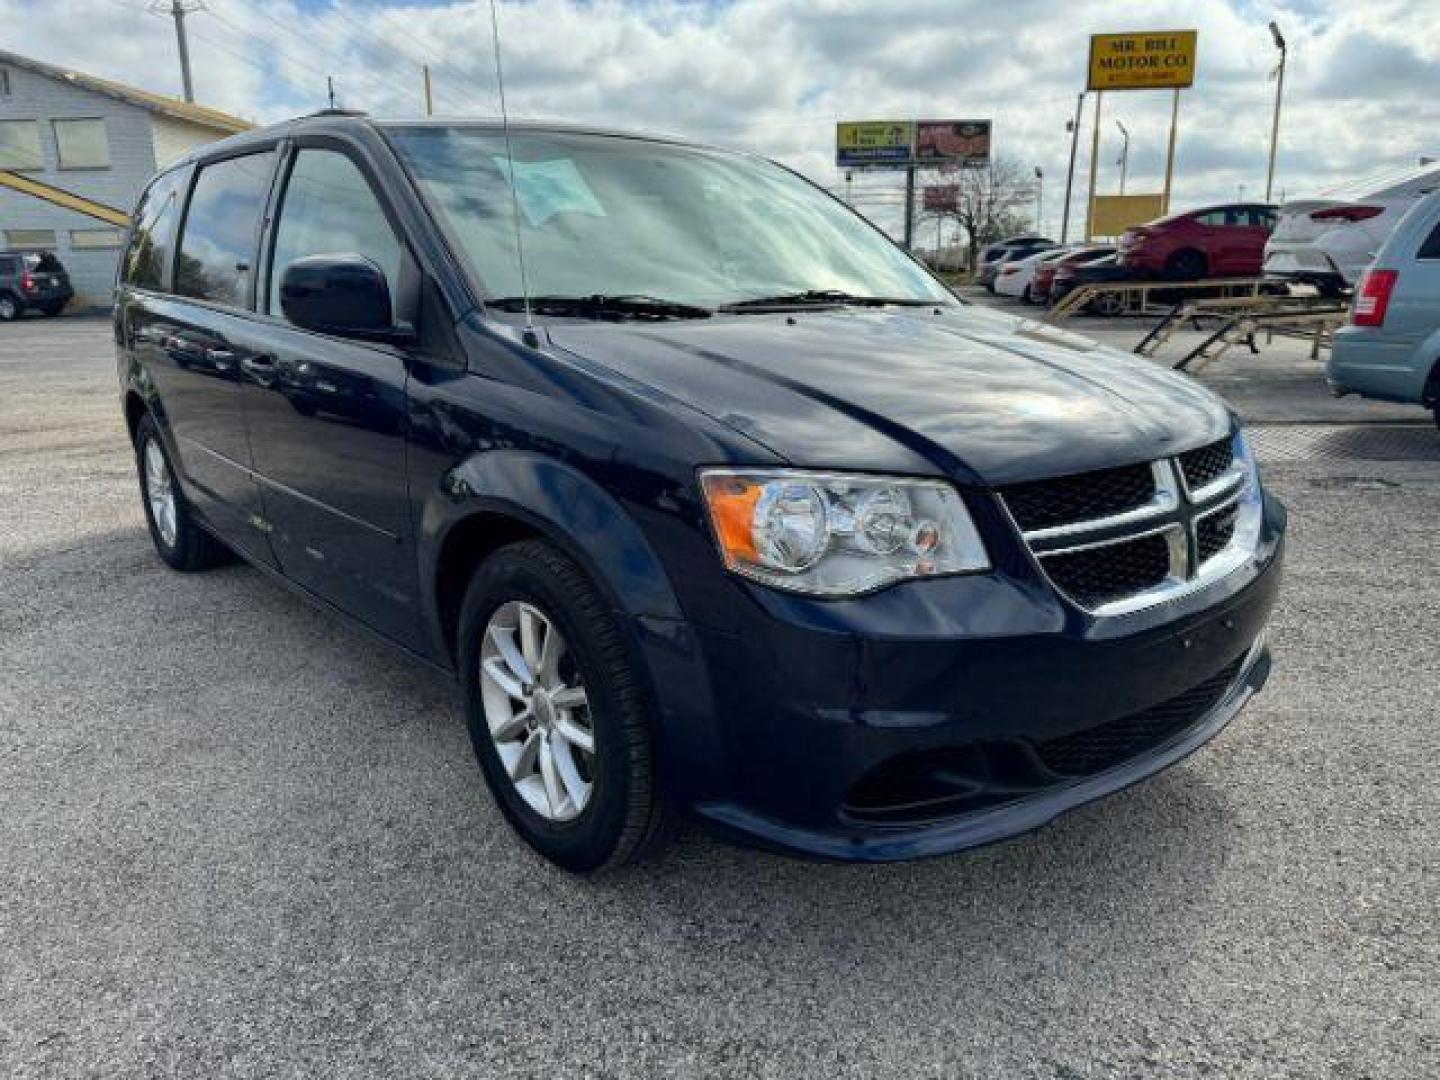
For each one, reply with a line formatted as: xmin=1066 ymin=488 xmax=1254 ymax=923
xmin=0 ymin=293 xmax=19 ymax=321
xmin=458 ymin=539 xmax=674 ymax=873
xmin=1166 ymin=248 xmax=1207 ymax=280
xmin=39 ymin=302 xmax=64 ymax=317
xmin=1089 ymin=291 xmax=1127 ymax=317
xmin=134 ymin=413 xmax=232 ymax=571
xmin=1021 ymin=285 xmax=1033 ymax=303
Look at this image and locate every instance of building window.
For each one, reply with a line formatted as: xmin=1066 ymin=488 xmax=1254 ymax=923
xmin=71 ymin=227 xmax=127 ymax=249
xmin=54 ymin=118 xmax=109 ymax=169
xmin=0 ymin=120 xmax=43 ymax=169
xmin=0 ymin=70 xmax=11 ymax=97
xmin=5 ymin=229 xmax=58 ymax=248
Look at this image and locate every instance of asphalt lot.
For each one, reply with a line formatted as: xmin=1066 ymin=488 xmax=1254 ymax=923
xmin=2 ymin=312 xmax=1437 ymax=1078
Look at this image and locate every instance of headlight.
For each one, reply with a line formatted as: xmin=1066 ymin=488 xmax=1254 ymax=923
xmin=698 ymin=469 xmax=989 ymax=596
xmin=1231 ymin=429 xmax=1264 ymax=551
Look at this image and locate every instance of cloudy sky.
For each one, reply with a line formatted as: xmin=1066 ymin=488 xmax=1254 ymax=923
xmin=7 ymin=0 xmax=1438 ymax=238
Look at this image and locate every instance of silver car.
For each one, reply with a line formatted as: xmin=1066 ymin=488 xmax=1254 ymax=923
xmin=1328 ymin=188 xmax=1440 ymax=428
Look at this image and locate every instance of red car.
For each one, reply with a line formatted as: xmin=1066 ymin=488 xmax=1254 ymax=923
xmin=1118 ymin=203 xmax=1277 ymax=280
xmin=1032 ymin=246 xmax=1114 ymax=305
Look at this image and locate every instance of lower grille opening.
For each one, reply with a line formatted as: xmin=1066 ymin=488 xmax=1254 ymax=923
xmin=1197 ymin=504 xmax=1238 ymax=564
xmin=1040 ymin=531 xmax=1172 ymax=608
xmin=1033 ymin=653 xmax=1247 ymax=778
xmin=843 ymin=743 xmax=1039 ymax=825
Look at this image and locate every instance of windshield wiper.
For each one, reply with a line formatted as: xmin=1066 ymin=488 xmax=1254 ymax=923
xmin=487 ymin=294 xmax=713 ymax=320
xmin=717 ymin=289 xmax=938 ymax=312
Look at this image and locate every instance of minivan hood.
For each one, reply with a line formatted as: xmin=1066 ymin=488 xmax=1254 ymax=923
xmin=545 ymin=306 xmax=1231 ymax=486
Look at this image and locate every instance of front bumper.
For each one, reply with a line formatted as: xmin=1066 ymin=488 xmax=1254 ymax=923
xmin=665 ymin=501 xmax=1285 ymax=862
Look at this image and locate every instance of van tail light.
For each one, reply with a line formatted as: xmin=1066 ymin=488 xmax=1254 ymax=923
xmin=1311 ymin=205 xmax=1383 ymax=223
xmin=1351 ymin=268 xmax=1397 ymax=327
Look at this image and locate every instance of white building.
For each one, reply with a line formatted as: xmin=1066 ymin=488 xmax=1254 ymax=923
xmin=0 ymin=49 xmax=250 ymax=307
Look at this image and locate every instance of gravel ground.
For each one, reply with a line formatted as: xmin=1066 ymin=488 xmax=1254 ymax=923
xmin=1 ymin=315 xmax=1436 ymax=1078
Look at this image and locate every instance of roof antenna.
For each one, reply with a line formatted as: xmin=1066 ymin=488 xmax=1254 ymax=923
xmin=489 ymin=0 xmax=538 ymax=348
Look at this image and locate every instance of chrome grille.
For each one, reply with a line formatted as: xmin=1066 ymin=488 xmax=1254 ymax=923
xmin=1001 ymin=463 xmax=1155 ymax=532
xmin=1040 ymin=531 xmax=1174 ymax=608
xmin=1179 ymin=438 xmax=1234 ymax=493
xmin=1002 ymin=437 xmax=1252 ymax=616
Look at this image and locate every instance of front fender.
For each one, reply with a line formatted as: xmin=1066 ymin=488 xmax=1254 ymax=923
xmin=420 ymin=449 xmax=685 ymax=627
xmin=417 ymin=449 xmax=728 ymax=804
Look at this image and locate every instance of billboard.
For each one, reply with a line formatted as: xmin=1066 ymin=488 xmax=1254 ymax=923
xmin=915 ymin=120 xmax=991 ymax=167
xmin=1088 ymin=31 xmax=1197 ymax=91
xmin=922 ymin=185 xmax=958 ymax=212
xmin=836 ymin=121 xmax=914 ymax=168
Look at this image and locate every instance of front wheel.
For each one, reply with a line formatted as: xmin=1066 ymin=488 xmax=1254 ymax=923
xmin=458 ymin=539 xmax=674 ymax=873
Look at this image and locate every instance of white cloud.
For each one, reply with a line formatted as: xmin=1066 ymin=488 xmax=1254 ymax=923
xmin=7 ymin=0 xmax=1440 ymax=237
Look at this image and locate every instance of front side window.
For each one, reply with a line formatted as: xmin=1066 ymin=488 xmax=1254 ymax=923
xmin=387 ymin=127 xmax=952 ymax=309
xmin=268 ymin=149 xmax=404 ymax=322
xmin=175 ymin=151 xmax=275 ymax=307
xmin=53 ymin=118 xmax=109 ymax=169
xmin=123 ymin=169 xmax=185 ymax=290
xmin=0 ymin=120 xmax=43 ymax=169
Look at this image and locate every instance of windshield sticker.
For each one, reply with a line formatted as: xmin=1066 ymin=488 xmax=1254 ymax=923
xmin=491 ymin=156 xmax=606 ymax=227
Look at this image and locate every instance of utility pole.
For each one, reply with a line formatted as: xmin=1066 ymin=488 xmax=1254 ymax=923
xmin=1266 ymin=21 xmax=1287 ymax=202
xmin=1115 ymin=120 xmax=1130 ymax=195
xmin=1060 ymin=92 xmax=1083 ymax=243
xmin=155 ymin=0 xmax=203 ymax=102
xmin=902 ymin=164 xmax=916 ymax=250
xmin=423 ymin=64 xmax=434 ymax=116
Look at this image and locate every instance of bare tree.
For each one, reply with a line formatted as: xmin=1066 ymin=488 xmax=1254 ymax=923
xmin=929 ymin=156 xmax=1034 ymax=273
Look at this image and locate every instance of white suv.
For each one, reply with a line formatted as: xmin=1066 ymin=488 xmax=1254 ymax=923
xmin=1264 ymin=161 xmax=1440 ymax=294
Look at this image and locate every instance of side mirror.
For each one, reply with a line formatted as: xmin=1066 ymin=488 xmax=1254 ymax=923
xmin=279 ymin=254 xmax=411 ymax=344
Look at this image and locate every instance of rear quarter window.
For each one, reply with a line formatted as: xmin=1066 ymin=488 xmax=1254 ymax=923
xmin=122 ymin=169 xmax=185 ymax=291
xmin=1417 ymin=221 xmax=1440 ymax=260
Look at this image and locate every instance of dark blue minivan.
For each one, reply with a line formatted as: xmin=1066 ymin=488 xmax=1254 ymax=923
xmin=115 ymin=114 xmax=1285 ymax=871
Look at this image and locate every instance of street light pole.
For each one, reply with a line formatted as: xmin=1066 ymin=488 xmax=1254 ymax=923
xmin=1060 ymin=92 xmax=1084 ymax=243
xmin=1115 ymin=120 xmax=1130 ymax=195
xmin=1266 ymin=21 xmax=1287 ymax=202
xmin=1034 ymin=166 xmax=1044 ymax=234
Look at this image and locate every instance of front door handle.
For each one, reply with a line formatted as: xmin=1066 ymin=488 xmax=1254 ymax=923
xmin=240 ymin=354 xmax=276 ymax=375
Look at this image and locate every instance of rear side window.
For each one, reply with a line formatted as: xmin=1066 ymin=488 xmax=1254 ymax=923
xmin=0 ymin=256 xmax=16 ymax=275
xmin=122 ymin=170 xmax=185 ymax=290
xmin=175 ymin=151 xmax=276 ymax=307
xmin=1418 ymin=221 xmax=1440 ymax=260
xmin=267 ymin=149 xmax=405 ymax=321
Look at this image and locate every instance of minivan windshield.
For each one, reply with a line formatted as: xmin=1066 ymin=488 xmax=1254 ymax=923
xmin=386 ymin=126 xmax=953 ymax=311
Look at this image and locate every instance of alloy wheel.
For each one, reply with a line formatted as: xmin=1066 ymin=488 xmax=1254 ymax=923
xmin=143 ymin=437 xmax=178 ymax=548
xmin=0 ymin=296 xmax=17 ymax=321
xmin=478 ymin=600 xmax=596 ymax=822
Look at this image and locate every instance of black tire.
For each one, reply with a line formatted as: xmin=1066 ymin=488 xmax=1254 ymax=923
xmin=458 ymin=539 xmax=674 ymax=873
xmin=0 ymin=292 xmax=19 ymax=321
xmin=1089 ymin=291 xmax=1127 ymax=317
xmin=1166 ymin=248 xmax=1207 ymax=281
xmin=1021 ymin=285 xmax=1033 ymax=304
xmin=134 ymin=413 xmax=232 ymax=571
xmin=40 ymin=302 xmax=64 ymax=317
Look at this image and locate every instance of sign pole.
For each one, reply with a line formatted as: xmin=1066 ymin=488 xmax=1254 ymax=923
xmin=1085 ymin=90 xmax=1103 ymax=241
xmin=903 ymin=164 xmax=916 ymax=250
xmin=1162 ymin=87 xmax=1180 ymax=213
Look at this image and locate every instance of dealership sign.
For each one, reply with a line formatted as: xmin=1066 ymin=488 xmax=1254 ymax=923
xmin=837 ymin=119 xmax=992 ymax=169
xmin=922 ymin=185 xmax=959 ymax=212
xmin=1087 ymin=30 xmax=1197 ymax=91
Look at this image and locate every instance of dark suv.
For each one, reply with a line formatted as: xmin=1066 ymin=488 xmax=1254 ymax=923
xmin=115 ymin=114 xmax=1286 ymax=871
xmin=0 ymin=250 xmax=72 ymax=319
